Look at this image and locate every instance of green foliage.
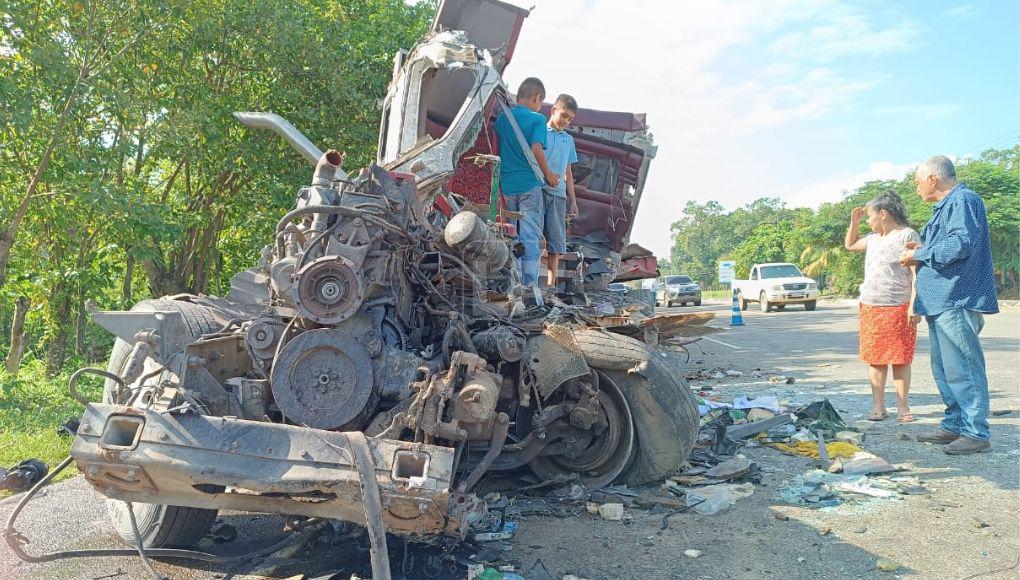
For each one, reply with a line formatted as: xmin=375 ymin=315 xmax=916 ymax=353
xmin=0 ymin=0 xmax=433 ymax=374
xmin=730 ymin=222 xmax=790 ymax=278
xmin=667 ymin=146 xmax=1019 ymax=295
xmin=0 ymin=358 xmax=105 ymax=486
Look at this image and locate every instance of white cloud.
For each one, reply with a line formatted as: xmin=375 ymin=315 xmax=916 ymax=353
xmin=770 ymin=10 xmax=921 ymax=62
xmin=785 ymin=160 xmax=918 ymax=208
xmin=945 ymin=4 xmax=978 ymax=18
xmin=501 ymin=0 xmax=924 ymax=258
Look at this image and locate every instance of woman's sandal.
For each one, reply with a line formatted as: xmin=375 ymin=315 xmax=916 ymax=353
xmin=867 ymin=410 xmax=889 ymax=421
xmin=898 ymin=412 xmax=915 ymax=423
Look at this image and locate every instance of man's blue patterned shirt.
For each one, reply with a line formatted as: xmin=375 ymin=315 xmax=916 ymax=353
xmin=913 ymin=183 xmax=999 ymax=316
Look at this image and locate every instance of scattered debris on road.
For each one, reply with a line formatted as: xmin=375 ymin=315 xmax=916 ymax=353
xmin=0 ymin=459 xmax=48 ymax=493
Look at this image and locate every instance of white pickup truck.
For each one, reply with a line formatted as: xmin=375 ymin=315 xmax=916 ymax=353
xmin=732 ymin=263 xmax=819 ymax=312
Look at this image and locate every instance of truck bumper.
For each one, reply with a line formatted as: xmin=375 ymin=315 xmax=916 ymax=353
xmin=666 ymin=292 xmax=701 ymax=302
xmin=72 ymin=404 xmax=483 ymax=539
xmin=766 ymin=291 xmax=819 ymax=303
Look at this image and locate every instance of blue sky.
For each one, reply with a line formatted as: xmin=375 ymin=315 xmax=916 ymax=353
xmin=500 ymin=0 xmax=1020 ymax=257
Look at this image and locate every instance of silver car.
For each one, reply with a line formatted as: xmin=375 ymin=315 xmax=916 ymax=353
xmin=656 ymin=275 xmax=702 ymax=307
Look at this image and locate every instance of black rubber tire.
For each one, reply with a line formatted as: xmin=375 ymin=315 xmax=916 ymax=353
xmin=573 ymin=330 xmax=699 ymax=486
xmin=739 ymin=294 xmax=748 ymax=311
xmin=805 ymin=300 xmax=817 ymax=311
xmin=694 ymin=300 xmax=702 ymax=306
xmin=759 ymin=292 xmax=771 ymax=313
xmin=103 ymin=298 xmax=223 ymax=549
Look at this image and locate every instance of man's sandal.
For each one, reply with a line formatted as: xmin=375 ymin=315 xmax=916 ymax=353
xmin=897 ymin=413 xmax=915 ymax=423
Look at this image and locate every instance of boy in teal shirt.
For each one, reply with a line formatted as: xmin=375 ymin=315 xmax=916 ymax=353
xmin=542 ymin=94 xmax=579 ymax=287
xmin=494 ymin=77 xmax=557 ymax=286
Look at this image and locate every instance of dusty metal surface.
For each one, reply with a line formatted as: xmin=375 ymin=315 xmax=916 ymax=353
xmin=74 ymin=404 xmax=479 ymax=538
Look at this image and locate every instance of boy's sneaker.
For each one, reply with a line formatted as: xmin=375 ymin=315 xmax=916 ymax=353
xmin=916 ymin=428 xmax=960 ymax=444
xmin=943 ymin=436 xmax=990 ymax=455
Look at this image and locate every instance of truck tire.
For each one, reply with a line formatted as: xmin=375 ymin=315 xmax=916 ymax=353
xmin=805 ymin=300 xmax=817 ymax=311
xmin=103 ymin=298 xmax=223 ymax=549
xmin=573 ymin=330 xmax=699 ymax=486
xmin=759 ymin=291 xmax=772 ymax=313
xmin=738 ymin=293 xmax=748 ymax=311
xmin=694 ymin=299 xmax=702 ymax=306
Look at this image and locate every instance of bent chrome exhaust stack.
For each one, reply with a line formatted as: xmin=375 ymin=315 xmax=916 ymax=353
xmin=233 ymin=112 xmax=348 ymax=181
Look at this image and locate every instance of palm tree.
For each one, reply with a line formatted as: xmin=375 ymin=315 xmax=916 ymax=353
xmin=800 ymin=245 xmax=842 ymax=278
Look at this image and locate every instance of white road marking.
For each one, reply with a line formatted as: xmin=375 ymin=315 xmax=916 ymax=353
xmin=704 ymin=336 xmax=741 ymax=349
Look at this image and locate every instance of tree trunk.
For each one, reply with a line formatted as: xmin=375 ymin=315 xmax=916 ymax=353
xmin=4 ymin=296 xmax=30 ymax=375
xmin=45 ymin=292 xmax=73 ymax=376
xmin=75 ymin=303 xmax=87 ymax=355
xmin=123 ymin=250 xmax=134 ymax=305
xmin=46 ymin=332 xmax=69 ymax=377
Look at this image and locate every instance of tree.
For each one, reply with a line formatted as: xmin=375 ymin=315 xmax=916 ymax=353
xmin=0 ymin=0 xmax=434 ymax=374
xmin=0 ymin=0 xmax=156 ymax=292
xmin=729 ymin=222 xmax=791 ymax=278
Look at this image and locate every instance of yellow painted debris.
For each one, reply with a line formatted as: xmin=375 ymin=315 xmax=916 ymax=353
xmin=768 ymin=440 xmax=864 ymax=459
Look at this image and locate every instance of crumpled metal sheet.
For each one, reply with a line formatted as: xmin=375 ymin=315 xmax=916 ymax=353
xmin=525 ymin=325 xmax=589 ymax=398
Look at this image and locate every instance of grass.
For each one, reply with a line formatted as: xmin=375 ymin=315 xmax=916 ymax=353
xmin=702 ymin=290 xmax=732 ymax=300
xmin=0 ymin=358 xmax=104 ymax=493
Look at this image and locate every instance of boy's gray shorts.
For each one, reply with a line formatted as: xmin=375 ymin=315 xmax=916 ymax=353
xmin=543 ymin=192 xmax=567 ymax=254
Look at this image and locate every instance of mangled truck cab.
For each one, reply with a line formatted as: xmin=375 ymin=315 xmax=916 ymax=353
xmin=379 ymin=0 xmax=659 ymax=285
xmin=63 ymin=0 xmax=696 ymax=565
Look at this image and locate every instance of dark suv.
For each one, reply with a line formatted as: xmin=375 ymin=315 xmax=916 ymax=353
xmin=657 ymin=275 xmax=702 ymax=307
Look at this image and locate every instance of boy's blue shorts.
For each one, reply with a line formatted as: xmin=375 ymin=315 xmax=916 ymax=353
xmin=543 ymin=192 xmax=567 ymax=254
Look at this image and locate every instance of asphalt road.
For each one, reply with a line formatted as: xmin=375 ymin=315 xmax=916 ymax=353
xmin=507 ymin=300 xmax=1019 ymax=580
xmin=2 ymin=300 xmax=1018 ymax=579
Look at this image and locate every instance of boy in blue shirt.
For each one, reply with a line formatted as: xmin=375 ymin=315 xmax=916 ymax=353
xmin=494 ymin=77 xmax=558 ymax=286
xmin=542 ymin=94 xmax=579 ymax=287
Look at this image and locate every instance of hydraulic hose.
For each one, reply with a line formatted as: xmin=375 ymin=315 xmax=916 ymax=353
xmin=68 ymin=367 xmax=124 ymax=406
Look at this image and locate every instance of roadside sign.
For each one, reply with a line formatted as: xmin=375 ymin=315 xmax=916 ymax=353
xmin=718 ymin=260 xmax=736 ymax=283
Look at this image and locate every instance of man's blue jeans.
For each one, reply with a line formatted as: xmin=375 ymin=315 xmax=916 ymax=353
xmin=926 ymin=308 xmax=990 ymax=441
xmin=504 ymin=187 xmax=544 ymax=285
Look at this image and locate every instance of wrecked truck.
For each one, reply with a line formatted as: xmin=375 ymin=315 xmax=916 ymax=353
xmin=28 ymin=0 xmax=697 ymax=567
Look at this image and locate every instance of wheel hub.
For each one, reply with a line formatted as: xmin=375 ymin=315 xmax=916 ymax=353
xmin=528 ymin=372 xmax=634 ymax=487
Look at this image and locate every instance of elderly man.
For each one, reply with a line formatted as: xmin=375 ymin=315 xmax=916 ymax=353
xmin=900 ymin=155 xmax=998 ymax=455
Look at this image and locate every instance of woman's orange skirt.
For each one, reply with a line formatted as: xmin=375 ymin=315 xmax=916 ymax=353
xmin=859 ymin=303 xmax=917 ymax=366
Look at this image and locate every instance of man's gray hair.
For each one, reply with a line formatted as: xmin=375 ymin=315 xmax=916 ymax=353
xmin=917 ymin=155 xmax=957 ymax=181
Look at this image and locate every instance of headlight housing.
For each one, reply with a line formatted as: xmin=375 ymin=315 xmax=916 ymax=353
xmin=772 ymin=285 xmax=783 ymax=291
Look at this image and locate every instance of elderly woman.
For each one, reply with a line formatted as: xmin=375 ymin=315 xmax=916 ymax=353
xmin=845 ymin=191 xmax=921 ymax=422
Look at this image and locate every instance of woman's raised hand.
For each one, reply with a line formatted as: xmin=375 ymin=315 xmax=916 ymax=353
xmin=851 ymin=206 xmax=866 ymax=223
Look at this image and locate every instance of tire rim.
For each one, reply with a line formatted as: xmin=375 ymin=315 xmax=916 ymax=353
xmin=529 ymin=371 xmax=635 ymax=488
